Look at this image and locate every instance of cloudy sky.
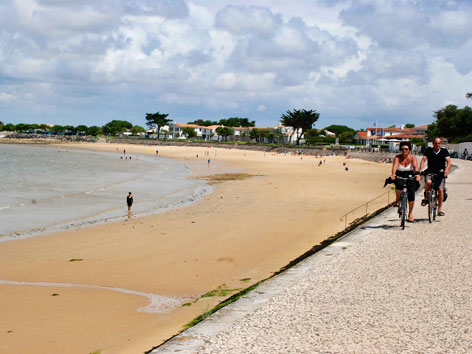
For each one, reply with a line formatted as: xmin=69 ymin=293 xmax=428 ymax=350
xmin=1 ymin=0 xmax=471 ymax=129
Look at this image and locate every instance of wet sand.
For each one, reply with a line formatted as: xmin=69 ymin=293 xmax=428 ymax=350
xmin=0 ymin=143 xmax=391 ymax=354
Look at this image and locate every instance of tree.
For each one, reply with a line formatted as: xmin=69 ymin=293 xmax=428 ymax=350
xmin=145 ymin=112 xmax=171 ymax=137
xmin=426 ymin=105 xmax=472 ymax=142
xmin=0 ymin=121 xmax=3 ymax=130
xmin=15 ymin=123 xmax=34 ymax=132
xmin=3 ymin=123 xmax=15 ymax=131
xmin=216 ymin=126 xmax=234 ymax=141
xmin=339 ymin=130 xmax=355 ymax=143
xmin=411 ymin=137 xmax=425 ymax=147
xmin=219 ymin=117 xmax=255 ymax=127
xmin=250 ymin=128 xmax=270 ymax=143
xmin=102 ymin=120 xmax=133 ymax=135
xmin=51 ymin=125 xmax=66 ymax=134
xmin=187 ymin=119 xmax=218 ymax=126
xmin=182 ymin=127 xmax=197 ymax=138
xmin=323 ymin=125 xmax=355 ymax=137
xmin=280 ymin=109 xmax=320 ymax=145
xmin=466 ymin=93 xmax=471 ymax=99
xmin=63 ymin=125 xmax=76 ymax=135
xmin=405 ymin=123 xmax=415 ymax=128
xmin=86 ymin=126 xmax=102 ymax=136
xmin=131 ymin=125 xmax=146 ymax=135
xmin=76 ymin=125 xmax=89 ymax=135
xmin=304 ymin=129 xmax=335 ymax=145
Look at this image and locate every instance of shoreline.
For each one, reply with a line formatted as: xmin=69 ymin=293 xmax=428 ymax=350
xmin=0 ymin=142 xmax=391 ymax=354
xmin=0 ymin=144 xmax=213 ymax=242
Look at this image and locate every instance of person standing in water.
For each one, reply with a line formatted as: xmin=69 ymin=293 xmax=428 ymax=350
xmin=127 ymin=192 xmax=133 ymax=212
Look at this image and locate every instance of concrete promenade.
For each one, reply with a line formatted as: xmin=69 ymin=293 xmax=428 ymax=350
xmin=152 ymin=159 xmax=472 ymax=354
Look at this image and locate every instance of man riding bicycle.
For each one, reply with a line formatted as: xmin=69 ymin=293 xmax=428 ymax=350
xmin=419 ymin=137 xmax=451 ymax=216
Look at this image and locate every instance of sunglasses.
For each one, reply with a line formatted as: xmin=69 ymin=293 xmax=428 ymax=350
xmin=400 ymin=148 xmax=410 ymax=151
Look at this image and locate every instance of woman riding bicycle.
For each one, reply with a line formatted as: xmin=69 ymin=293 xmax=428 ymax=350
xmin=391 ymin=141 xmax=421 ymax=222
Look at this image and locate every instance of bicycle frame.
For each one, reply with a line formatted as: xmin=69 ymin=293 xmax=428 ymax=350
xmin=395 ymin=175 xmax=416 ymax=230
xmin=426 ymin=172 xmax=444 ymax=223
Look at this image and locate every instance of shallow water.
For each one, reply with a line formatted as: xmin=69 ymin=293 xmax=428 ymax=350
xmin=0 ymin=144 xmax=211 ymax=241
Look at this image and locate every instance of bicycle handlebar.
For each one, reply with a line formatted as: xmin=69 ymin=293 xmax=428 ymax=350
xmin=394 ymin=175 xmax=417 ymax=180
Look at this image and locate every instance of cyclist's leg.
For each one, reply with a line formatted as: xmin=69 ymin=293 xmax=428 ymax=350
xmin=394 ymin=189 xmax=401 ymax=206
xmin=407 ymin=181 xmax=416 ymax=221
xmin=423 ymin=176 xmax=432 ymax=205
xmin=408 ymin=201 xmax=415 ymax=221
xmin=437 ymin=178 xmax=445 ymax=214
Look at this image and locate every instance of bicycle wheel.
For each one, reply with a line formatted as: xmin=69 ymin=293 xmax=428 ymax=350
xmin=432 ymin=190 xmax=438 ymax=220
xmin=400 ymin=193 xmax=407 ymax=229
xmin=428 ymin=189 xmax=433 ymax=223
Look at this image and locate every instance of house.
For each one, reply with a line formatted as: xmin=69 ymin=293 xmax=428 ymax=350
xmin=169 ymin=123 xmax=221 ymax=140
xmin=354 ymin=124 xmax=428 ymax=150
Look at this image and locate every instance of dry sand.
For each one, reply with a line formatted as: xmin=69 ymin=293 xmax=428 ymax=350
xmin=0 ymin=143 xmax=391 ymax=354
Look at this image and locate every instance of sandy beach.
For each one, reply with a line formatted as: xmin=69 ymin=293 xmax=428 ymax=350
xmin=0 ymin=143 xmax=391 ymax=354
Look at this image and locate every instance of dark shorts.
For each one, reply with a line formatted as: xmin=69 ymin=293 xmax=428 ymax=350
xmin=394 ymin=171 xmax=417 ymax=202
xmin=425 ymin=174 xmax=445 ymax=189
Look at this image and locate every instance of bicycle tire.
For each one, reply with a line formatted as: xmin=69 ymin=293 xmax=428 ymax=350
xmin=401 ymin=193 xmax=407 ymax=230
xmin=432 ymin=190 xmax=437 ymax=220
xmin=428 ymin=188 xmax=433 ymax=223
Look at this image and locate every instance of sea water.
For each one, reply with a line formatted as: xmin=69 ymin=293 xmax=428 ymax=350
xmin=0 ymin=144 xmax=211 ymax=241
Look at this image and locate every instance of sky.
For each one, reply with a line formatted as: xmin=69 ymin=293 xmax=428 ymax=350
xmin=0 ymin=0 xmax=471 ymax=130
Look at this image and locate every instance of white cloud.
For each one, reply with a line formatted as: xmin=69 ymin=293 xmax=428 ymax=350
xmin=0 ymin=93 xmax=14 ymax=103
xmin=0 ymin=0 xmax=471 ymax=128
xmin=215 ymin=5 xmax=281 ymax=35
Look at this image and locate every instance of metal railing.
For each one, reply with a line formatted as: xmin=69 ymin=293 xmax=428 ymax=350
xmin=339 ymin=190 xmax=392 ymax=228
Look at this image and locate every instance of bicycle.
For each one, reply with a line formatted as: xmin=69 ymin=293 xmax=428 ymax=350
xmin=423 ymin=170 xmax=446 ymax=223
xmin=395 ymin=175 xmax=417 ymax=230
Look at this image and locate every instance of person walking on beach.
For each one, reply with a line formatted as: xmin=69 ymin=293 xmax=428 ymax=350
xmin=419 ymin=137 xmax=451 ymax=216
xmin=127 ymin=192 xmax=133 ymax=212
xmin=391 ymin=141 xmax=420 ymax=222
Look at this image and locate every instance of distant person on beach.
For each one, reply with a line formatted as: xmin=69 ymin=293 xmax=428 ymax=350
xmin=391 ymin=141 xmax=420 ymax=222
xmin=123 ymin=149 xmax=126 ymax=155
xmin=419 ymin=137 xmax=451 ymax=216
xmin=156 ymin=150 xmax=158 ymax=155
xmin=127 ymin=192 xmax=133 ymax=212
xmin=463 ymin=148 xmax=468 ymax=160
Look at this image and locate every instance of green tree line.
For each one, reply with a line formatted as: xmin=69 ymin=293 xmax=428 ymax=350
xmin=187 ymin=117 xmax=255 ymax=127
xmin=426 ymin=104 xmax=472 ymax=143
xmin=0 ymin=120 xmax=147 ymax=137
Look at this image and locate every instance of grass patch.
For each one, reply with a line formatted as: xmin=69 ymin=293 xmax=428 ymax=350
xmin=51 ymin=293 xmax=60 ymax=296
xmin=181 ymin=284 xmax=241 ymax=308
xmin=7 ymin=330 xmax=13 ymax=333
xmin=182 ymin=283 xmax=259 ymax=330
xmin=239 ymin=278 xmax=251 ymax=283
xmin=201 ymin=284 xmax=240 ymax=298
xmin=88 ymin=350 xmax=102 ymax=354
xmin=68 ymin=258 xmax=83 ymax=262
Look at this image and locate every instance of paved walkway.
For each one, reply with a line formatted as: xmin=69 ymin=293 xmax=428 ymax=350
xmin=152 ymin=159 xmax=472 ymax=354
